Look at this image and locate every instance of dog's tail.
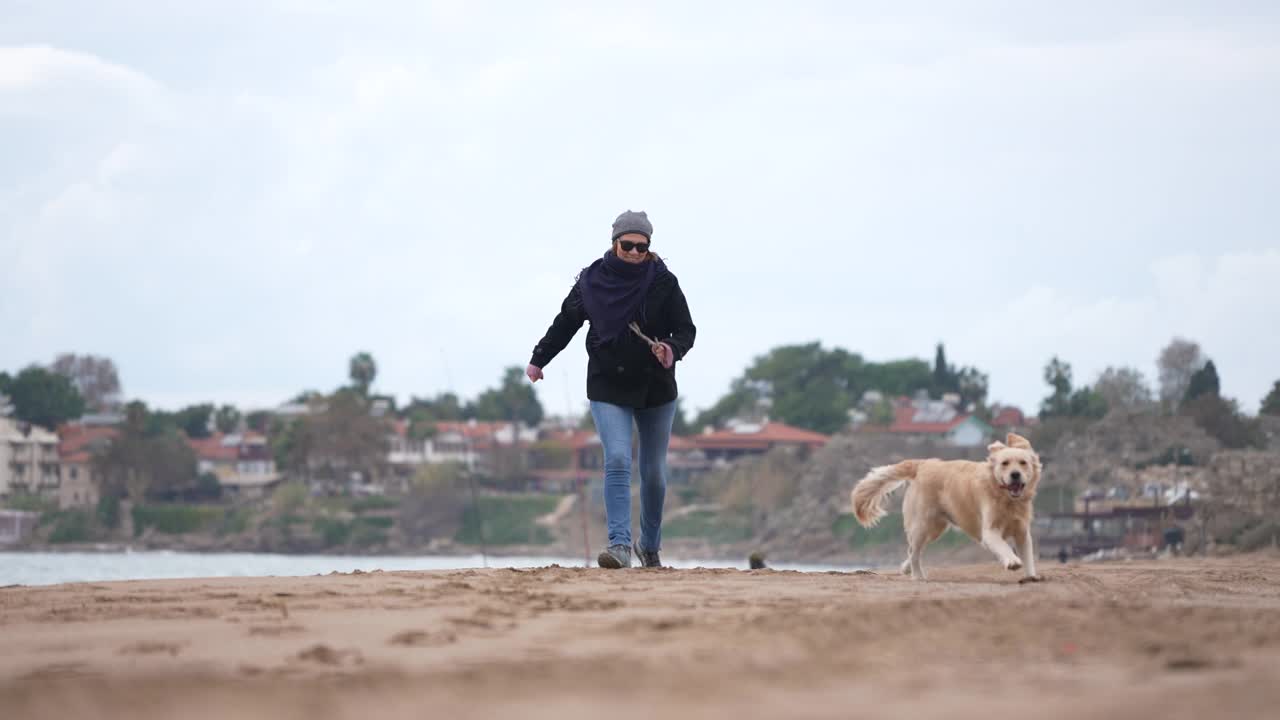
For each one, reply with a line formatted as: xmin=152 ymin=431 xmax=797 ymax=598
xmin=850 ymin=460 xmax=920 ymax=528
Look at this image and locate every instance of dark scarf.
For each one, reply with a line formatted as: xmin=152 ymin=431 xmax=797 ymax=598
xmin=578 ymin=251 xmax=659 ymax=343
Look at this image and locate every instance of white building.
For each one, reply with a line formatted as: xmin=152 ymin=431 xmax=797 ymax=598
xmin=388 ymin=419 xmax=540 ymax=472
xmin=0 ymin=417 xmax=62 ymax=500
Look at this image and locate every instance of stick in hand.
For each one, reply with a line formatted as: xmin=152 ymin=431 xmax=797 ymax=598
xmin=629 ymin=322 xmax=674 ymax=369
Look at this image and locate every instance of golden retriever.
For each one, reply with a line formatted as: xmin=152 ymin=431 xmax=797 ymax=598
xmin=850 ymin=432 xmax=1042 ymax=582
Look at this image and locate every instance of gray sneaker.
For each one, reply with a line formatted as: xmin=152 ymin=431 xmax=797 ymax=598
xmin=597 ymin=544 xmax=632 ymax=569
xmin=633 ymin=543 xmax=661 ymax=568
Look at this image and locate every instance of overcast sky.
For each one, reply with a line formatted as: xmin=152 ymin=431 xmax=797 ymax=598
xmin=3 ymin=1 xmax=1278 ymax=420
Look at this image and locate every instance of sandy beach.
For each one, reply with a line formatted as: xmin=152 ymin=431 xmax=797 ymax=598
xmin=3 ymin=555 xmax=1279 ymax=719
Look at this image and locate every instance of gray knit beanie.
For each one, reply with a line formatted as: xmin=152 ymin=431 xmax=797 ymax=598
xmin=611 ymin=210 xmax=653 ymax=241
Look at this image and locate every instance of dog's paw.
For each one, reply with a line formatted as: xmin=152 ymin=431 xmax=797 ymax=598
xmin=1018 ymin=575 xmax=1044 ymax=584
xmin=1003 ymin=558 xmax=1023 ymax=572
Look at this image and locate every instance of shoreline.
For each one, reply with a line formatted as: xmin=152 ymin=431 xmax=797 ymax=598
xmin=0 ymin=539 xmax=882 ymax=565
xmin=0 ymin=537 xmax=1176 ymax=568
xmin=3 ymin=555 xmax=1279 ymax=719
xmin=0 ymin=546 xmax=876 ymax=588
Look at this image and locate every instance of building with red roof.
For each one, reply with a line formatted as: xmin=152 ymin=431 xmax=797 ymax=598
xmin=526 ymin=429 xmax=603 ymax=492
xmin=186 ymin=431 xmax=281 ymax=498
xmin=387 ymin=419 xmax=541 ymax=485
xmin=57 ymin=422 xmax=118 ymax=509
xmin=688 ymin=420 xmax=829 ymax=463
xmin=989 ymin=405 xmax=1032 ymax=432
xmin=857 ymin=397 xmax=994 ymax=447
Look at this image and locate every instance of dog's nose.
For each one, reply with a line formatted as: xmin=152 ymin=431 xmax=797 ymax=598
xmin=1010 ymin=470 xmax=1023 ymax=482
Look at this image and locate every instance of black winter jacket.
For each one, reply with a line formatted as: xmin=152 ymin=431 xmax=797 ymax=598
xmin=529 ymin=265 xmax=696 ymax=409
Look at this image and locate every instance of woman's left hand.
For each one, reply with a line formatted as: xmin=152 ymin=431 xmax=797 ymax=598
xmin=652 ymin=342 xmax=675 ymax=369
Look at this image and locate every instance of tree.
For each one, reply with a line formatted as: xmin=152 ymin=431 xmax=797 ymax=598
xmin=194 ymin=472 xmax=223 ymax=502
xmin=468 ymin=366 xmax=545 ymax=426
xmin=173 ymin=404 xmax=215 ymax=439
xmin=49 ymin=353 xmax=122 ymax=413
xmin=928 ymin=343 xmax=986 ymax=408
xmin=246 ymin=410 xmax=272 ymax=433
xmin=1184 ymin=360 xmax=1221 ymax=402
xmin=404 ymin=401 xmax=445 ymax=442
xmin=0 ymin=372 xmax=12 ymax=418
xmin=215 ymin=405 xmax=241 ymax=434
xmin=1067 ymin=387 xmax=1109 ymax=419
xmin=1262 ymin=381 xmax=1280 ymax=416
xmin=693 ymin=342 xmax=936 ymax=434
xmin=1039 ymin=356 xmax=1074 ymax=419
xmin=403 ymin=393 xmax=465 ymax=427
xmin=694 ymin=386 xmax=763 ymax=433
xmin=855 ymin=358 xmax=934 ymax=398
xmin=868 ymin=396 xmax=896 ymax=425
xmin=1093 ymin=366 xmax=1154 ymax=411
xmin=954 ymin=366 xmax=989 ymax=410
xmin=1040 ymin=357 xmax=1110 ymax=420
xmin=932 ymin=343 xmax=956 ymax=396
xmin=271 ymin=417 xmax=306 ymax=473
xmin=291 ymin=390 xmax=323 ymax=404
xmin=95 ymin=402 xmax=198 ymax=503
xmin=1157 ymin=338 xmax=1206 ymax=412
xmin=1181 ymin=394 xmax=1263 ymax=450
xmin=271 ymin=481 xmax=308 ymax=516
xmin=349 ymin=352 xmax=377 ymax=395
xmin=3 ymin=366 xmax=86 ymax=429
xmin=137 ymin=433 xmax=202 ymax=501
xmin=143 ymin=408 xmax=178 ymax=437
xmin=290 ymin=389 xmax=389 ymax=485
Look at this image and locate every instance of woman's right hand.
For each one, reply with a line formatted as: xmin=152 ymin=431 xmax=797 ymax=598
xmin=526 ymin=364 xmax=544 ymax=383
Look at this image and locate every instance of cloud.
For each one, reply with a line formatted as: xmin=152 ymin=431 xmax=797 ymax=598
xmin=1 ymin=3 xmax=1277 ymax=422
xmin=0 ymin=45 xmax=160 ymax=97
xmin=964 ymin=250 xmax=1280 ymax=413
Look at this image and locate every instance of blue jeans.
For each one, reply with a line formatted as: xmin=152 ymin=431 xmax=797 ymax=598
xmin=589 ymin=399 xmax=677 ymax=552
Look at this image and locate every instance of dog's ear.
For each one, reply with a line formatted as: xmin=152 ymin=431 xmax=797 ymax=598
xmin=987 ymin=441 xmax=1007 ymax=456
xmin=1006 ymin=433 xmax=1032 ymax=450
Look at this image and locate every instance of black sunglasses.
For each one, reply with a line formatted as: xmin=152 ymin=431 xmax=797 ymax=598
xmin=619 ymin=240 xmax=650 ymax=254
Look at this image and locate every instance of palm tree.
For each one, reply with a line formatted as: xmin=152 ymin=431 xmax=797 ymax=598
xmin=349 ymin=352 xmax=377 ymax=395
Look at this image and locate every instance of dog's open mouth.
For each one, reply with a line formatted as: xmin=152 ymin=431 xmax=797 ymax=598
xmin=1006 ymin=480 xmax=1026 ymax=498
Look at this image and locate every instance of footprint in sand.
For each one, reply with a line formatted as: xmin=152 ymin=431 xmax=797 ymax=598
xmin=643 ymin=617 xmax=692 ymax=632
xmin=388 ymin=629 xmax=458 ymax=647
xmin=296 ymin=643 xmax=363 ymax=666
xmin=248 ymin=624 xmax=306 ymax=637
xmin=117 ymin=642 xmax=183 ymax=657
xmin=19 ymin=662 xmax=94 ymax=682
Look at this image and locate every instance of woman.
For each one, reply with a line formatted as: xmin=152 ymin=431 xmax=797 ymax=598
xmin=526 ymin=210 xmax=696 ymax=569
